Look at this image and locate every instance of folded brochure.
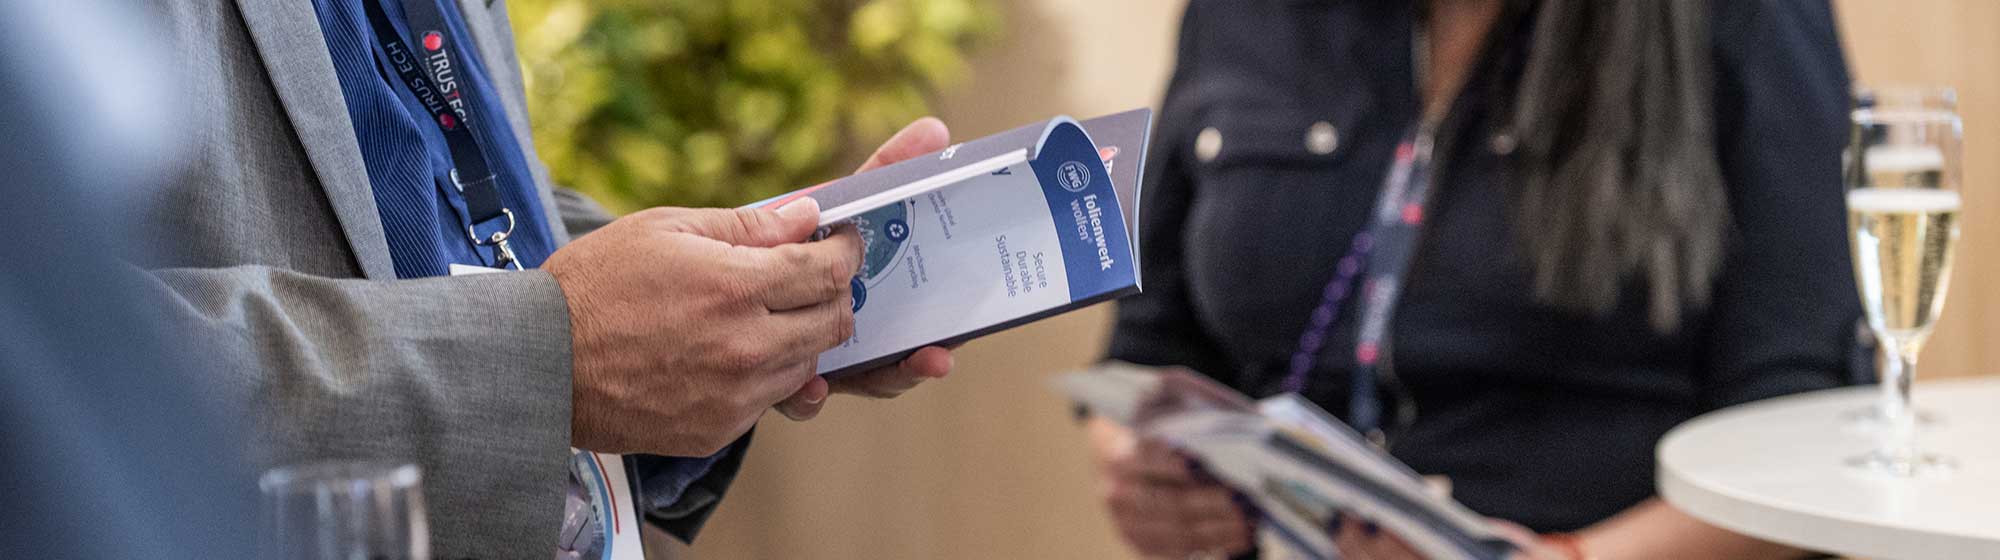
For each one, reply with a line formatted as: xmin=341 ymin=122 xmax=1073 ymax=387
xmin=1058 ymin=363 xmax=1516 ymax=560
xmin=749 ymin=108 xmax=1154 ymax=376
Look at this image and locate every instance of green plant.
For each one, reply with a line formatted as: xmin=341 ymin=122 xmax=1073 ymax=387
xmin=508 ymin=0 xmax=998 ymax=212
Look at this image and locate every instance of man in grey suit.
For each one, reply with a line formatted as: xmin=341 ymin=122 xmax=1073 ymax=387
xmin=136 ymin=0 xmax=955 ymax=556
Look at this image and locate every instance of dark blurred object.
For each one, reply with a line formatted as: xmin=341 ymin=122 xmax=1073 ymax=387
xmin=0 ymin=1 xmax=257 ymax=558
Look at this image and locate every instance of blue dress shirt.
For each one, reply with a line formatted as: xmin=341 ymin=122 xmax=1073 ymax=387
xmin=308 ymin=0 xmax=555 ymax=277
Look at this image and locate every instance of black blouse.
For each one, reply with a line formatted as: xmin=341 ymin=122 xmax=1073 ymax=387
xmin=1107 ymin=0 xmax=1863 ymax=532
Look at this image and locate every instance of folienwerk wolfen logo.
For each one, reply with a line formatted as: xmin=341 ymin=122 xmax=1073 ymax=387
xmin=1057 ymin=161 xmax=1092 ymax=193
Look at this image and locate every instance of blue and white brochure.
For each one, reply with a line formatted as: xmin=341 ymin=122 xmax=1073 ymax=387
xmin=752 ymin=109 xmax=1153 ymax=376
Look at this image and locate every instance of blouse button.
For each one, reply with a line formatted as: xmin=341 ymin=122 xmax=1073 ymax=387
xmin=1196 ymin=127 xmax=1224 ymax=163
xmin=1306 ymin=121 xmax=1339 ymax=155
xmin=1489 ymin=131 xmax=1518 ymax=156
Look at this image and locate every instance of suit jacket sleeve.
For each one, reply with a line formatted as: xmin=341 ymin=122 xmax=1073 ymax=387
xmin=139 ymin=265 xmax=574 ymax=558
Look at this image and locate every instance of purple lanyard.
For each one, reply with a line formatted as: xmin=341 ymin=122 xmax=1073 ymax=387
xmin=1281 ymin=125 xmax=1437 ymax=439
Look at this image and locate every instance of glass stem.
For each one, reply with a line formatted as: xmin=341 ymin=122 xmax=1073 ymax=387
xmin=1876 ymin=335 xmax=1923 ymax=470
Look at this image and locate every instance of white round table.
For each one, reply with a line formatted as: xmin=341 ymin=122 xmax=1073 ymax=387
xmin=1658 ymin=377 xmax=2000 ymax=560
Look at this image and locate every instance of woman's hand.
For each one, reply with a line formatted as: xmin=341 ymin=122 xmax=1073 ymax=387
xmin=1087 ymin=416 xmax=1254 ymax=559
xmin=1329 ymin=514 xmax=1574 ymax=560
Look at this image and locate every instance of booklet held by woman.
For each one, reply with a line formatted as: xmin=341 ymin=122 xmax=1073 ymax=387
xmin=1058 ymin=362 xmax=1517 ymax=560
xmin=749 ymin=109 xmax=1154 ymax=376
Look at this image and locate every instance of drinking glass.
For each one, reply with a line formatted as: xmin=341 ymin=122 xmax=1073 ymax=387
xmin=1843 ymin=86 xmax=1962 ymax=476
xmin=261 ymin=461 xmax=431 ymax=559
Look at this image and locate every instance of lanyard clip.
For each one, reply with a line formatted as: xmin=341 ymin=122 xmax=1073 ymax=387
xmin=469 ymin=208 xmax=524 ymax=271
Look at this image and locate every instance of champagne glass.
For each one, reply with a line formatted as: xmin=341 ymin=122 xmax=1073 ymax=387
xmin=1843 ymin=86 xmax=1962 ymax=476
xmin=261 ymin=461 xmax=431 ymax=559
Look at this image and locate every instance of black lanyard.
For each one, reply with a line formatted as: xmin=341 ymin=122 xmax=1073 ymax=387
xmin=362 ymin=0 xmax=521 ymax=269
xmin=1280 ymin=125 xmax=1436 ymax=444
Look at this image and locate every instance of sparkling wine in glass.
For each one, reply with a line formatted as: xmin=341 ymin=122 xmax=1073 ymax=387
xmin=1844 ymin=86 xmax=1962 ymax=476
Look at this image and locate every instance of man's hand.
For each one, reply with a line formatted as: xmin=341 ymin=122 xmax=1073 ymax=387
xmin=1087 ymin=417 xmax=1255 ymax=559
xmin=774 ymin=117 xmax=957 ymax=421
xmin=548 ymin=198 xmax=861 ymax=456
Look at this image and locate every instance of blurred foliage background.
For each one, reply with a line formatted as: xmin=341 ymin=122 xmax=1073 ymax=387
xmin=507 ymin=0 xmax=999 ymax=212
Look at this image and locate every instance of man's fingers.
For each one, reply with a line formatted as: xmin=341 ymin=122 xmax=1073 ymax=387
xmin=900 ymin=346 xmax=954 ymax=378
xmin=775 ymin=376 xmax=831 ymax=421
xmin=827 ymin=346 xmax=953 ymax=398
xmin=857 ymin=117 xmax=951 ymax=173
xmin=655 ymin=198 xmax=822 ymax=248
xmin=828 ymin=364 xmax=924 ymax=399
xmin=766 ymin=292 xmax=855 ymax=360
xmin=755 ymin=225 xmax=863 ymax=311
xmin=740 ymin=354 xmax=825 ymax=420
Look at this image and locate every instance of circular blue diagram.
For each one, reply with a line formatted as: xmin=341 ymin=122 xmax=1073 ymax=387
xmin=849 ymin=201 xmax=915 ymax=289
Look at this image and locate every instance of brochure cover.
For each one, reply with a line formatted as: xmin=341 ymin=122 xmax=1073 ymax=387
xmin=1058 ymin=363 xmax=1516 ymax=560
xmin=750 ymin=109 xmax=1154 ymax=376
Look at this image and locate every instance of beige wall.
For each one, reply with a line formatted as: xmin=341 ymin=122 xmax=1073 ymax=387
xmin=676 ymin=2 xmax=1997 ymax=558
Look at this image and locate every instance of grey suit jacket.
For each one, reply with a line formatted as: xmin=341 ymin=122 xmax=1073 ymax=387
xmin=137 ymin=1 xmax=693 ymax=557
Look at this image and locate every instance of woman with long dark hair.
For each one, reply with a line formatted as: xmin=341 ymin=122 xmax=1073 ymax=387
xmin=1088 ymin=0 xmax=1858 ymax=558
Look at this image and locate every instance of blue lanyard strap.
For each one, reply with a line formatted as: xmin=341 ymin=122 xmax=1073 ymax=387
xmin=1281 ymin=125 xmax=1437 ymax=439
xmin=361 ymin=0 xmax=521 ymax=269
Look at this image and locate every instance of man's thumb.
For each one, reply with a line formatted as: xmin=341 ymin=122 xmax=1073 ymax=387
xmin=668 ymin=197 xmax=821 ymax=247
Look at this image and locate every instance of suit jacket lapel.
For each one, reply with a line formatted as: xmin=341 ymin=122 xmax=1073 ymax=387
xmin=233 ymin=0 xmax=398 ymax=279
